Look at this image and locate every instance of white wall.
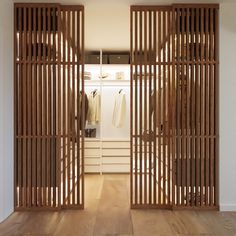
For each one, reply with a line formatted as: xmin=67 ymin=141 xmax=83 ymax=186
xmin=0 ymin=0 xmax=14 ymax=222
xmin=0 ymin=0 xmax=236 ymax=222
xmin=219 ymin=3 xmax=236 ymax=211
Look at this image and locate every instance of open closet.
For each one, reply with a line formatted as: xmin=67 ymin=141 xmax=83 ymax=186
xmin=83 ymin=51 xmax=130 ymax=173
xmin=14 ymin=3 xmax=219 ymax=211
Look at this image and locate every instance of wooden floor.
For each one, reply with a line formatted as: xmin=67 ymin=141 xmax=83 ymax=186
xmin=1 ymin=174 xmax=236 ymax=236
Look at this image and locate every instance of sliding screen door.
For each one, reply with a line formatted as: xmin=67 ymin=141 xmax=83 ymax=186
xmin=130 ymin=6 xmax=173 ymax=208
xmin=14 ymin=3 xmax=84 ymax=210
xmin=60 ymin=5 xmax=84 ymax=209
xmin=130 ymin=4 xmax=219 ymax=209
xmin=172 ymin=4 xmax=219 ymax=209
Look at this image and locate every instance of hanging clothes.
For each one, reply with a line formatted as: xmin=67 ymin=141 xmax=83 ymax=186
xmin=78 ymin=91 xmax=89 ymax=129
xmin=87 ymin=90 xmax=101 ymax=125
xmin=69 ymin=90 xmax=88 ymax=137
xmin=112 ymin=90 xmax=126 ymax=128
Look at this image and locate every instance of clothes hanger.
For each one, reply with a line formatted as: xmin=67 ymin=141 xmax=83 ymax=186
xmin=92 ymin=89 xmax=97 ymax=96
xmin=119 ymin=89 xmax=123 ymax=94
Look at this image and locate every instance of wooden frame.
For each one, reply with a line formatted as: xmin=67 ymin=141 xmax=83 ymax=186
xmin=130 ymin=4 xmax=219 ymax=209
xmin=14 ymin=3 xmax=84 ymax=210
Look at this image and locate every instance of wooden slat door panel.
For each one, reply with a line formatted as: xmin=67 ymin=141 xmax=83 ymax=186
xmin=60 ymin=5 xmax=84 ymax=209
xmin=130 ymin=4 xmax=219 ymax=209
xmin=130 ymin=6 xmax=173 ymax=209
xmin=14 ymin=3 xmax=84 ymax=210
xmin=14 ymin=4 xmax=60 ymax=209
xmin=172 ymin=4 xmax=219 ymax=209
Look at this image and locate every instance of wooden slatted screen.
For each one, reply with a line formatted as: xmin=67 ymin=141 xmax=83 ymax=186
xmin=14 ymin=3 xmax=84 ymax=210
xmin=60 ymin=5 xmax=84 ymax=209
xmin=130 ymin=4 xmax=219 ymax=209
xmin=172 ymin=4 xmax=219 ymax=209
xmin=131 ymin=6 xmax=173 ymax=209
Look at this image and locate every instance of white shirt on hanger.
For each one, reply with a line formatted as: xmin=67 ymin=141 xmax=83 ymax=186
xmin=112 ymin=90 xmax=126 ymax=128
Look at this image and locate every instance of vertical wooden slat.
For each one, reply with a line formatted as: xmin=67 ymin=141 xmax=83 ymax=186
xmin=162 ymin=10 xmax=167 ymax=206
xmin=80 ymin=8 xmax=85 ymax=208
xmin=42 ymin=6 xmax=46 ymax=207
xmin=139 ymin=10 xmax=143 ymax=205
xmin=22 ymin=7 xmax=27 ymax=208
xmin=176 ymin=7 xmax=180 ymax=206
xmin=52 ymin=7 xmax=57 ymax=207
xmin=47 ymin=6 xmax=52 ymax=207
xmin=148 ymin=10 xmax=152 ymax=205
xmin=71 ymin=9 xmax=76 ymax=205
xmin=143 ymin=10 xmax=147 ymax=205
xmin=130 ymin=8 xmax=133 ymax=207
xmin=66 ymin=9 xmax=71 ymax=206
xmin=171 ymin=6 xmax=176 ymax=208
xmin=167 ymin=9 xmax=171 ymax=206
xmin=180 ymin=7 xmax=185 ymax=206
xmin=81 ymin=7 xmax=85 ymax=207
xmin=214 ymin=7 xmax=219 ymax=207
xmin=17 ymin=6 xmax=22 ymax=207
xmin=27 ymin=6 xmax=32 ymax=207
xmin=205 ymin=7 xmax=210 ymax=207
xmin=200 ymin=7 xmax=205 ymax=206
xmin=209 ymin=7 xmax=214 ymax=206
xmin=134 ymin=10 xmax=138 ymax=206
xmin=196 ymin=7 xmax=201 ymax=207
xmin=76 ymin=9 xmax=81 ymax=206
xmin=57 ymin=5 xmax=62 ymax=209
xmin=190 ymin=7 xmax=195 ymax=207
xmin=14 ymin=5 xmax=18 ymax=208
xmin=62 ymin=8 xmax=66 ymax=206
xmin=32 ymin=7 xmax=37 ymax=207
xmin=153 ymin=10 xmax=157 ymax=206
xmin=48 ymin=6 xmax=52 ymax=207
xmin=186 ymin=7 xmax=190 ymax=207
xmin=37 ymin=6 xmax=42 ymax=207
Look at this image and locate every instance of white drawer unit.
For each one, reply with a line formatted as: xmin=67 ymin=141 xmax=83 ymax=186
xmin=83 ymin=139 xmax=130 ymax=173
xmin=84 ymin=139 xmax=101 ymax=173
xmin=101 ymin=140 xmax=130 ymax=173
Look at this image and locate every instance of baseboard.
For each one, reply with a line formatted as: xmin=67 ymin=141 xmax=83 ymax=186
xmin=220 ymin=204 xmax=236 ymax=211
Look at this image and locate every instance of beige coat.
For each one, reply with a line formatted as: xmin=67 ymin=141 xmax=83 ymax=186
xmin=87 ymin=90 xmax=101 ymax=125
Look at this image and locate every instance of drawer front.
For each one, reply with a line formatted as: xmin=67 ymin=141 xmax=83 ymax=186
xmin=84 ymin=148 xmax=100 ymax=157
xmin=85 ymin=157 xmax=100 ymax=165
xmin=85 ymin=165 xmax=100 ymax=173
xmin=102 ymin=141 xmax=130 ymax=149
xmin=102 ymin=148 xmax=129 ymax=156
xmin=102 ymin=164 xmax=130 ymax=173
xmin=102 ymin=157 xmax=129 ymax=164
xmin=85 ymin=141 xmax=100 ymax=148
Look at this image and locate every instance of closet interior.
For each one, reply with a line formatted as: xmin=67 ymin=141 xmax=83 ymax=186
xmin=83 ymin=51 xmax=131 ymax=173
